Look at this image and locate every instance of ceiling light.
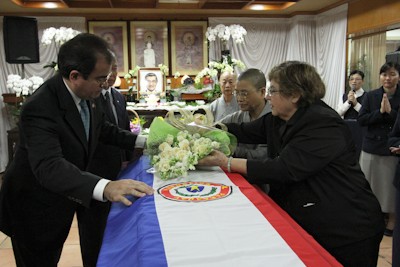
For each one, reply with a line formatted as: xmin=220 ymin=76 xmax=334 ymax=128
xmin=43 ymin=2 xmax=59 ymax=9
xmin=159 ymin=0 xmax=199 ymax=3
xmin=249 ymin=4 xmax=265 ymax=11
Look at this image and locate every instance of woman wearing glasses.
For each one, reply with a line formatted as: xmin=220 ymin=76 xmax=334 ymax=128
xmin=199 ymin=61 xmax=385 ymax=267
xmin=336 ymin=70 xmax=366 ymax=119
xmin=220 ymin=68 xmax=270 ymax=160
xmin=336 ymin=70 xmax=367 ymax=160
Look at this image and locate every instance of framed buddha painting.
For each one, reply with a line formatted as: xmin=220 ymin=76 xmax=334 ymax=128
xmin=130 ymin=21 xmax=169 ymax=74
xmin=171 ymin=21 xmax=208 ymax=75
xmin=88 ymin=21 xmax=129 ymax=76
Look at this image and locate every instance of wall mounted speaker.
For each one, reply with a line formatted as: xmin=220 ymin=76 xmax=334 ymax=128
xmin=386 ymin=51 xmax=400 ymax=64
xmin=3 ymin=16 xmax=40 ymax=64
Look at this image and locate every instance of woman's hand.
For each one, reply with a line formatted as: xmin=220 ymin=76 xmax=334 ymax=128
xmin=381 ymin=93 xmax=391 ymax=114
xmin=347 ymin=91 xmax=356 ymax=105
xmin=198 ymin=150 xmax=228 ymax=168
xmin=198 ymin=151 xmax=247 ymax=175
xmin=389 ymin=146 xmax=400 ymax=154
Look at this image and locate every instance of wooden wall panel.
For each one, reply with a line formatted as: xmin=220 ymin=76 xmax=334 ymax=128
xmin=348 ymin=0 xmax=400 ymax=35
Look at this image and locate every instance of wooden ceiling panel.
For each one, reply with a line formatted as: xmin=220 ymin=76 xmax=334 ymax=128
xmin=2 ymin=0 xmax=348 ymax=18
xmin=12 ymin=0 xmax=314 ymax=10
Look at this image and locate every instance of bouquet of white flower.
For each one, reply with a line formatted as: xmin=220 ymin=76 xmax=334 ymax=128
xmin=146 ymin=110 xmax=236 ymax=180
xmin=150 ymin=130 xmax=221 ymax=180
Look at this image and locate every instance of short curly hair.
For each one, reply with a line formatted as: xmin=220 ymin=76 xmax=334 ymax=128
xmin=268 ymin=61 xmax=325 ymax=108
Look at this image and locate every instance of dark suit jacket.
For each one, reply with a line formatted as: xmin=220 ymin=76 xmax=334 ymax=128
xmin=358 ymin=85 xmax=400 ymax=155
xmin=0 ymin=74 xmax=137 ymax=237
xmin=389 ymin=109 xmax=400 ymax=190
xmin=87 ymin=88 xmax=131 ymax=180
xmin=226 ymin=100 xmax=384 ymax=250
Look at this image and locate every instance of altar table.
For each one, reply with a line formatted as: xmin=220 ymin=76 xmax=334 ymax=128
xmin=97 ymin=157 xmax=341 ymax=267
xmin=126 ymin=103 xmax=209 ymax=128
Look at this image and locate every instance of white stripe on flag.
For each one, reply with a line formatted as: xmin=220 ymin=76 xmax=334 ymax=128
xmin=153 ymin=167 xmax=306 ymax=267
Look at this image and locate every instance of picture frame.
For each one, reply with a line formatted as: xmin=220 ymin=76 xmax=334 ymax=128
xmin=88 ymin=21 xmax=129 ymax=76
xmin=130 ymin=21 xmax=169 ymax=74
xmin=171 ymin=21 xmax=208 ymax=75
xmin=137 ymin=68 xmax=165 ymax=98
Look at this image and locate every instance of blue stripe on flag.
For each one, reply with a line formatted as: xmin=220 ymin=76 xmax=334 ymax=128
xmin=97 ymin=157 xmax=168 ymax=267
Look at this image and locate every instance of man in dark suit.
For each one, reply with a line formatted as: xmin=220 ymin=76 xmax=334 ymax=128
xmin=82 ymin=61 xmax=133 ymax=266
xmin=0 ymin=33 xmax=154 ymax=266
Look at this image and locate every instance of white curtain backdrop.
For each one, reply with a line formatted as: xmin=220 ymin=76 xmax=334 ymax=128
xmin=209 ymin=3 xmax=348 ymax=110
xmin=0 ymin=16 xmax=86 ymax=172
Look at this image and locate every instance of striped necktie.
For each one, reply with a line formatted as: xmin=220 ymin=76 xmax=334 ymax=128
xmin=79 ymin=99 xmax=90 ymax=140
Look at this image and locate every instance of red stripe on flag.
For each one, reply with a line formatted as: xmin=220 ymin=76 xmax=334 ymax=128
xmin=226 ymin=171 xmax=342 ymax=267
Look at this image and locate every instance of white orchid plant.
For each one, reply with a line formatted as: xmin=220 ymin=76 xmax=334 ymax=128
xmin=6 ymin=74 xmax=44 ymax=97
xmin=41 ymin=27 xmax=81 ymax=48
xmin=5 ymin=74 xmax=44 ymax=118
xmin=41 ymin=27 xmax=81 ymax=70
xmin=205 ymin=24 xmax=247 ymax=45
xmin=158 ymin=64 xmax=169 ymax=76
xmin=195 ymin=58 xmax=246 ymax=83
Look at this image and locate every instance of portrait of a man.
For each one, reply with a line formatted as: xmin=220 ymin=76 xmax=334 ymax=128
xmin=138 ymin=68 xmax=164 ymax=97
xmin=144 ymin=73 xmax=158 ymax=92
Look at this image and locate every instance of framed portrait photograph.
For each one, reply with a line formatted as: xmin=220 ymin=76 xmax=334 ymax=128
xmin=130 ymin=21 xmax=169 ymax=73
xmin=137 ymin=68 xmax=164 ymax=98
xmin=171 ymin=21 xmax=208 ymax=75
xmin=88 ymin=21 xmax=129 ymax=76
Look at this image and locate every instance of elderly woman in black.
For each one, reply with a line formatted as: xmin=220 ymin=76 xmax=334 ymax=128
xmin=199 ymin=61 xmax=384 ymax=266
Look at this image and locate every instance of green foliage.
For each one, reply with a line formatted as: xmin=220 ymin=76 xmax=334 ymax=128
xmin=202 ymin=129 xmax=235 ymax=156
xmin=203 ymin=84 xmax=221 ymax=102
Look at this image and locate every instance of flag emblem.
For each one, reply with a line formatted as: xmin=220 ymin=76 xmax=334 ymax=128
xmin=158 ymin=181 xmax=232 ymax=202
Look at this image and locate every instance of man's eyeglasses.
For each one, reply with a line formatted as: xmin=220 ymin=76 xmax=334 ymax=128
xmin=95 ymin=75 xmax=110 ymax=85
xmin=267 ymin=86 xmax=280 ymax=96
xmin=349 ymin=78 xmax=362 ymax=81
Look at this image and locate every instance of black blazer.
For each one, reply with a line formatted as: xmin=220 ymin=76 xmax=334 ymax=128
xmin=226 ymin=100 xmax=384 ymax=250
xmin=358 ymin=85 xmax=400 ymax=155
xmin=0 ymin=74 xmax=137 ymax=236
xmin=388 ymin=109 xmax=400 ymax=190
xmin=87 ymin=88 xmax=132 ymax=180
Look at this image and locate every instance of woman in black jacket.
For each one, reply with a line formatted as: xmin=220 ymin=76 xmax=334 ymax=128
xmin=388 ymin=111 xmax=400 ymax=267
xmin=199 ymin=61 xmax=384 ymax=266
xmin=358 ymin=62 xmax=400 ymax=236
